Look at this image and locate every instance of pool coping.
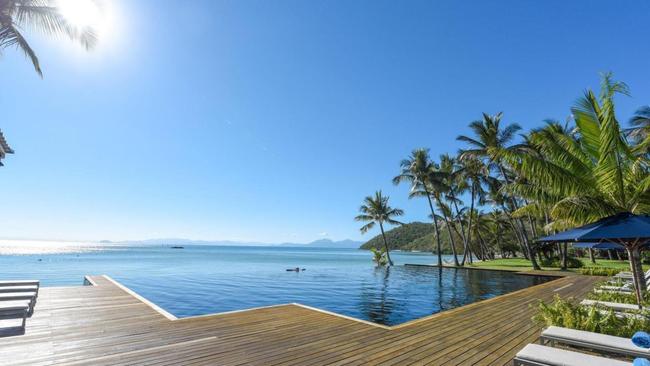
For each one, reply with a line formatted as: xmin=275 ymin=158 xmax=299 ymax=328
xmin=83 ymin=270 xmax=567 ymax=330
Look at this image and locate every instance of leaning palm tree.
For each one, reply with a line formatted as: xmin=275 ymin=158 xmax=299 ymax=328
xmin=504 ymin=73 xmax=650 ymax=289
xmin=457 ymin=112 xmax=541 ymax=270
xmin=393 ymin=149 xmax=445 ymax=267
xmin=355 ymin=191 xmax=404 ymax=266
xmin=0 ymin=0 xmax=97 ymax=77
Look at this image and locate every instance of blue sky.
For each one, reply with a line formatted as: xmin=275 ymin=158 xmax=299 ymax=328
xmin=1 ymin=0 xmax=650 ymax=243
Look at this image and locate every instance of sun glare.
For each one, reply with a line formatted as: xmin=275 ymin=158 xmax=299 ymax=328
xmin=57 ymin=0 xmax=113 ymax=40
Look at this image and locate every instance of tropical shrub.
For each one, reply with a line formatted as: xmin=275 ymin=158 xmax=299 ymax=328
xmin=534 ymin=295 xmax=650 ymax=337
xmin=370 ymin=247 xmax=388 ymax=266
xmin=586 ymin=288 xmax=650 ymax=305
xmin=540 ymin=257 xmax=583 ymax=268
xmin=579 ymin=267 xmax=621 ymax=276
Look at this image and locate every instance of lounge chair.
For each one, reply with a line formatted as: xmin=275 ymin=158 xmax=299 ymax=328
xmin=540 ymin=325 xmax=650 ymax=359
xmin=615 ymin=269 xmax=650 ymax=279
xmin=0 ymin=281 xmax=39 ymax=299
xmin=0 ymin=286 xmax=39 ymax=294
xmin=598 ymin=283 xmax=634 ymax=293
xmin=0 ymin=300 xmax=31 ymax=332
xmin=513 ymin=343 xmax=630 ymax=366
xmin=581 ymin=299 xmax=642 ymax=312
xmin=0 ymin=280 xmax=39 ymax=287
xmin=0 ymin=292 xmax=37 ymax=314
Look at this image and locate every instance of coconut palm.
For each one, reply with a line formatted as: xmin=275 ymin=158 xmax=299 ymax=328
xmin=504 ymin=73 xmax=650 ymax=290
xmin=0 ymin=0 xmax=97 ymax=77
xmin=457 ymin=112 xmax=541 ymax=270
xmin=456 ymin=156 xmax=488 ymax=264
xmin=434 ymin=198 xmax=460 ymax=266
xmin=355 ymin=191 xmax=404 ymax=266
xmin=393 ymin=149 xmax=445 ymax=267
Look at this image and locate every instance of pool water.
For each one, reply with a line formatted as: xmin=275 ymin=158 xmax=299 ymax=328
xmin=0 ymin=245 xmax=553 ymax=325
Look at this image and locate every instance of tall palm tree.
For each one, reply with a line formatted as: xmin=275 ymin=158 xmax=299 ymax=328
xmin=505 ymin=73 xmax=650 ymax=290
xmin=440 ymin=153 xmax=471 ymax=265
xmin=457 ymin=156 xmax=488 ymax=264
xmin=355 ymin=191 xmax=404 ymax=266
xmin=393 ymin=149 xmax=445 ymax=267
xmin=434 ymin=198 xmax=460 ymax=266
xmin=457 ymin=112 xmax=541 ymax=270
xmin=0 ymin=0 xmax=96 ymax=77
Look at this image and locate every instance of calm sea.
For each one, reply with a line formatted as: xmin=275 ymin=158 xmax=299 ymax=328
xmin=0 ymin=244 xmax=552 ymax=325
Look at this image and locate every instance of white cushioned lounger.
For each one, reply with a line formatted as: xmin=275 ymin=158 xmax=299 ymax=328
xmin=540 ymin=325 xmax=650 ymax=359
xmin=0 ymin=292 xmax=37 ymax=313
xmin=514 ymin=343 xmax=629 ymax=366
xmin=0 ymin=300 xmax=31 ymax=330
xmin=599 ymin=284 xmax=634 ymax=292
xmin=581 ymin=299 xmax=643 ymax=312
xmin=0 ymin=286 xmax=38 ymax=293
xmin=0 ymin=280 xmax=39 ymax=289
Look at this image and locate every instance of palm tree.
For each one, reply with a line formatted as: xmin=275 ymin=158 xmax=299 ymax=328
xmin=355 ymin=191 xmax=404 ymax=266
xmin=0 ymin=0 xmax=97 ymax=77
xmin=504 ymin=73 xmax=650 ymax=289
xmin=457 ymin=112 xmax=541 ymax=270
xmin=628 ymin=106 xmax=650 ymax=154
xmin=393 ymin=149 xmax=445 ymax=267
xmin=456 ymin=156 xmax=488 ymax=264
xmin=440 ymin=153 xmax=471 ymax=265
xmin=434 ymin=198 xmax=460 ymax=266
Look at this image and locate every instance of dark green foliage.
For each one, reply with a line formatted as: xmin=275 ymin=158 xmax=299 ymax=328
xmin=360 ymin=222 xmax=435 ymax=251
xmin=579 ymin=267 xmax=622 ymax=276
xmin=540 ymin=256 xmax=584 ymax=268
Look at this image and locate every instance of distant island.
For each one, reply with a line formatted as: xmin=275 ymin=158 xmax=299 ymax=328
xmin=277 ymin=239 xmax=362 ymax=249
xmin=114 ymin=238 xmax=364 ymax=249
xmin=360 ymin=222 xmax=455 ymax=253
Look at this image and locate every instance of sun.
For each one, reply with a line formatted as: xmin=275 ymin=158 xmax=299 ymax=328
xmin=57 ymin=0 xmax=109 ymax=34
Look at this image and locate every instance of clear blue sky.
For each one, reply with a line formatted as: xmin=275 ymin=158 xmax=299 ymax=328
xmin=1 ymin=0 xmax=650 ymax=243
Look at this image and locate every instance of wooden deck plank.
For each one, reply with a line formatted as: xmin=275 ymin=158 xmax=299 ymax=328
xmin=0 ymin=273 xmax=600 ymax=365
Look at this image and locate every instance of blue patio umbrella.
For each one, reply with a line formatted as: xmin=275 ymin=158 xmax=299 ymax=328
xmin=538 ymin=212 xmax=650 ymax=305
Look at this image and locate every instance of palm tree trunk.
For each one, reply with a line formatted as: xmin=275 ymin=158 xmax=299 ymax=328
xmin=425 ymin=192 xmax=443 ymax=268
xmin=588 ymin=248 xmax=596 ymax=264
xmin=497 ymin=165 xmax=540 ymax=270
xmin=379 ymin=222 xmax=393 ymax=266
xmin=627 ymin=245 xmax=646 ymax=305
xmin=449 ymin=192 xmax=469 ymax=265
xmin=437 ymin=199 xmax=460 ymax=266
xmin=561 ymin=242 xmax=568 ymax=270
xmin=501 ymin=203 xmax=528 ymax=259
xmin=466 ymin=186 xmax=476 ymax=264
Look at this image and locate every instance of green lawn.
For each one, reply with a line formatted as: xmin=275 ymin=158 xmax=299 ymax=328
xmin=465 ymin=257 xmax=647 ymax=273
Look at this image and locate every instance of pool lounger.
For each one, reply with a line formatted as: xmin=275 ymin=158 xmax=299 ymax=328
xmin=615 ymin=269 xmax=650 ymax=279
xmin=581 ymin=299 xmax=643 ymax=312
xmin=0 ymin=300 xmax=31 ymax=331
xmin=513 ymin=343 xmax=629 ymax=366
xmin=0 ymin=292 xmax=37 ymax=314
xmin=0 ymin=286 xmax=39 ymax=294
xmin=540 ymin=325 xmax=650 ymax=359
xmin=0 ymin=280 xmax=39 ymax=287
xmin=0 ymin=281 xmax=40 ymax=299
xmin=598 ymin=284 xmax=634 ymax=293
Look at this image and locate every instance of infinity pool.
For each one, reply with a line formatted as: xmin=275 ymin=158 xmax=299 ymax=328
xmin=0 ymin=245 xmax=554 ymax=325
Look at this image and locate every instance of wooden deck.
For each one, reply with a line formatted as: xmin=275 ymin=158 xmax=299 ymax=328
xmin=0 ymin=274 xmax=599 ymax=365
